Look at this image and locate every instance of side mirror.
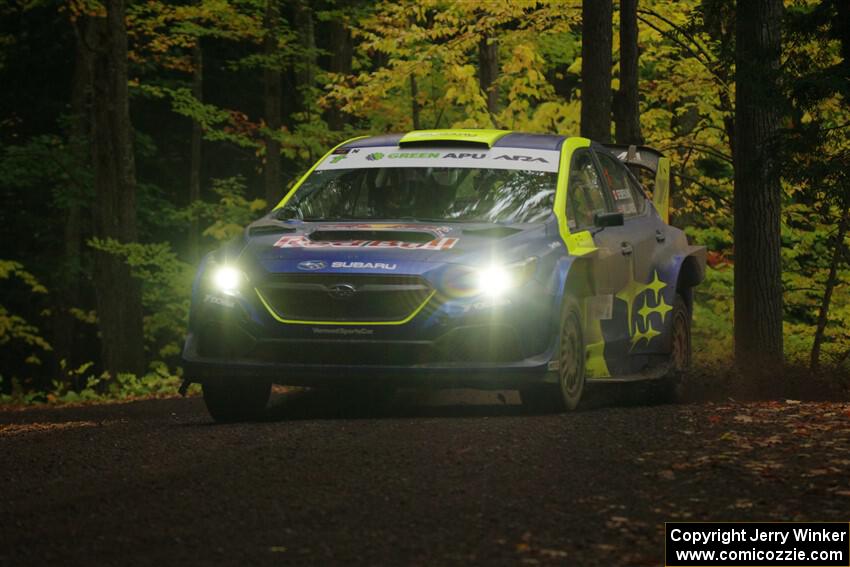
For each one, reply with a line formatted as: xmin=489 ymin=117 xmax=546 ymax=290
xmin=594 ymin=211 xmax=624 ymax=228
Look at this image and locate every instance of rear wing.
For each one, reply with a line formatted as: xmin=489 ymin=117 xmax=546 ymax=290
xmin=603 ymin=144 xmax=671 ymax=223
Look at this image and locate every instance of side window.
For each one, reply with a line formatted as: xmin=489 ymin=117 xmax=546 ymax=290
xmin=596 ymin=152 xmax=641 ymax=218
xmin=567 ymin=150 xmax=609 ymax=230
xmin=625 ymin=172 xmax=647 ymax=215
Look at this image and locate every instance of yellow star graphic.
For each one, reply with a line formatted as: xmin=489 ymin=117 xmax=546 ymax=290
xmin=654 ymin=296 xmax=673 ymax=323
xmin=637 ymin=295 xmax=653 ymax=327
xmin=615 ymin=276 xmax=647 ymax=335
xmin=630 ymin=325 xmax=660 ymax=350
xmin=646 ymin=270 xmax=666 ymax=303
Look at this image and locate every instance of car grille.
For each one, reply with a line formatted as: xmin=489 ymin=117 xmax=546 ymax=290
xmin=255 ymin=274 xmax=433 ymax=323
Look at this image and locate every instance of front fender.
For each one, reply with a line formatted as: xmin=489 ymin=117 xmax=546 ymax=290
xmin=668 ymin=245 xmax=707 ymax=313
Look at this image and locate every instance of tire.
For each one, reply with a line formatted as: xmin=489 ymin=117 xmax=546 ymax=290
xmin=202 ymin=377 xmax=271 ymax=423
xmin=656 ymin=293 xmax=692 ymax=403
xmin=520 ymin=300 xmax=586 ymax=413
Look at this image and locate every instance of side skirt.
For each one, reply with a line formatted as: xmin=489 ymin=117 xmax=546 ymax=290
xmin=586 ymin=362 xmax=670 ymax=384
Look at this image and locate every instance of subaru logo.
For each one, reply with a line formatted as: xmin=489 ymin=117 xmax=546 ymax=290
xmin=297 ymin=260 xmax=326 ymax=271
xmin=327 ymin=283 xmax=357 ymax=300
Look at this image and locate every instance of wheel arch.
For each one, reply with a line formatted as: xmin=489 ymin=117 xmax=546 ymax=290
xmin=671 ymin=246 xmax=707 ymax=314
xmin=550 ymin=253 xmax=609 ymax=378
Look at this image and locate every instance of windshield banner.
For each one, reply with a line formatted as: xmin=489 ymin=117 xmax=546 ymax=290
xmin=316 ymin=146 xmax=560 ymax=173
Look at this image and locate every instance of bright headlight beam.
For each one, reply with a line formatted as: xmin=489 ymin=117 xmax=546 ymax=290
xmin=212 ymin=266 xmax=242 ymax=295
xmin=477 ymin=266 xmax=513 ymax=297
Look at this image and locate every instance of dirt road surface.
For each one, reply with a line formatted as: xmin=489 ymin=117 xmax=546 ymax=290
xmin=2 ymin=389 xmax=849 ymax=566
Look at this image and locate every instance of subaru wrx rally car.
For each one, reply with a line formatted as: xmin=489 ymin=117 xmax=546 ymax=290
xmin=182 ymin=129 xmax=706 ymax=422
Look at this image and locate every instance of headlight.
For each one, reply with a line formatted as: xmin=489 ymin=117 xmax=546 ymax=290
xmin=475 ymin=258 xmax=537 ymax=297
xmin=211 ymin=265 xmax=244 ymax=296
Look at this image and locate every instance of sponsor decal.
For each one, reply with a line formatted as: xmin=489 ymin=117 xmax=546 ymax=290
xmin=297 ymin=260 xmax=327 ymax=271
xmin=387 ymin=151 xmax=441 ymax=159
xmin=613 ymin=189 xmax=631 ymax=200
xmin=204 ymin=294 xmax=235 ymax=308
xmin=311 ymin=327 xmax=374 ymax=336
xmin=493 ymin=154 xmax=548 ymax=163
xmin=332 ymin=148 xmax=350 ymax=155
xmin=443 ymin=152 xmax=486 ymax=160
xmin=331 ymin=261 xmax=397 ymax=270
xmin=317 ymin=146 xmax=559 ymax=172
xmin=617 ymin=202 xmax=638 ymax=215
xmin=460 ymin=297 xmax=511 ymax=313
xmin=274 ymin=235 xmax=459 ymax=250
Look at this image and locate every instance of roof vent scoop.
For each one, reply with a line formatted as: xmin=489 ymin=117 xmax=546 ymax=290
xmin=308 ymin=230 xmax=436 ymax=244
xmin=397 ymin=129 xmax=510 ymax=149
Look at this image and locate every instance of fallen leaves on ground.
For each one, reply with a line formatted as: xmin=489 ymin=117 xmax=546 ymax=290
xmin=642 ymin=401 xmax=850 ymax=491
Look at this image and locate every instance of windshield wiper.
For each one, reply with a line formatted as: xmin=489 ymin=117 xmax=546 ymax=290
xmin=394 ymin=216 xmax=469 ymax=223
xmin=301 ymin=216 xmax=384 ymax=222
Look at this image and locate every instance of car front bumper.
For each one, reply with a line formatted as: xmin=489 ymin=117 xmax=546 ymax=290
xmin=181 ymin=331 xmax=557 ymax=389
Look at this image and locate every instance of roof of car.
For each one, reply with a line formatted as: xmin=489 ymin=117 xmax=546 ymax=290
xmin=341 ymin=129 xmax=571 ymax=151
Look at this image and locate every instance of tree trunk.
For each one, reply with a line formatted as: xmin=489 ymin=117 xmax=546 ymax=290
xmin=733 ymin=0 xmax=785 ymax=369
xmin=810 ymin=198 xmax=849 ymax=371
xmin=580 ymin=0 xmax=613 ymax=142
xmin=837 ymin=0 xmax=849 ymax=76
xmin=325 ymin=18 xmax=353 ymax=131
xmin=478 ymin=35 xmax=499 ymax=116
xmin=263 ymin=0 xmax=282 ymax=206
xmin=55 ymin=16 xmax=95 ymax=380
xmin=294 ymin=0 xmax=316 ymax=119
xmin=614 ymin=0 xmax=643 ymax=145
xmin=410 ymin=74 xmax=421 ymax=130
xmin=89 ymin=0 xmax=146 ymax=376
xmin=188 ymin=39 xmax=203 ymax=260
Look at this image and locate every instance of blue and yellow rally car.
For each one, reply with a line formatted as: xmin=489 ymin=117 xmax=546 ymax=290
xmin=182 ymin=129 xmax=706 ymax=421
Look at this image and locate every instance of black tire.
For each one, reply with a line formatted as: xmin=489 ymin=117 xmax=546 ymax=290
xmin=202 ymin=377 xmax=271 ymax=423
xmin=656 ymin=293 xmax=692 ymax=403
xmin=520 ymin=300 xmax=586 ymax=413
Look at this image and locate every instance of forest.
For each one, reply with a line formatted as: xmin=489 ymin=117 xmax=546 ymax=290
xmin=0 ymin=0 xmax=848 ymax=403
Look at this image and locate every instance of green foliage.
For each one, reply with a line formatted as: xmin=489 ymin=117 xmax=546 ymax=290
xmin=691 ymin=265 xmax=734 ymax=365
xmin=0 ymin=260 xmax=51 ymax=363
xmin=0 ymin=363 xmax=198 ymax=406
xmin=89 ymin=237 xmax=193 ymax=359
xmin=182 ymin=176 xmax=267 ymax=241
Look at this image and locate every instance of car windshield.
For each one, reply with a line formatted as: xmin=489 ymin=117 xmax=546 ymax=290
xmin=276 ymin=167 xmax=557 ymax=223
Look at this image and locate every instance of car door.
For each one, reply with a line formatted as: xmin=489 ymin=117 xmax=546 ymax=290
xmin=594 ymin=150 xmax=673 ymax=373
xmin=565 ymin=149 xmax=633 ymax=376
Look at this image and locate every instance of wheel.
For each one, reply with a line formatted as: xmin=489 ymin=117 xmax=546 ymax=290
xmin=202 ymin=377 xmax=271 ymax=422
xmin=520 ymin=300 xmax=586 ymax=413
xmin=656 ymin=293 xmax=692 ymax=403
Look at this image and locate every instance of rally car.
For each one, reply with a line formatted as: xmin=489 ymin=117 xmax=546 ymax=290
xmin=182 ymin=129 xmax=706 ymax=422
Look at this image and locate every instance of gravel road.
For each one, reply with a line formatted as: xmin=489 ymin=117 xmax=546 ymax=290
xmin=2 ymin=389 xmax=849 ymax=566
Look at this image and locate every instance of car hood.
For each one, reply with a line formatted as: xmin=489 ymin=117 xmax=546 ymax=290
xmin=238 ymin=219 xmax=549 ymax=276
